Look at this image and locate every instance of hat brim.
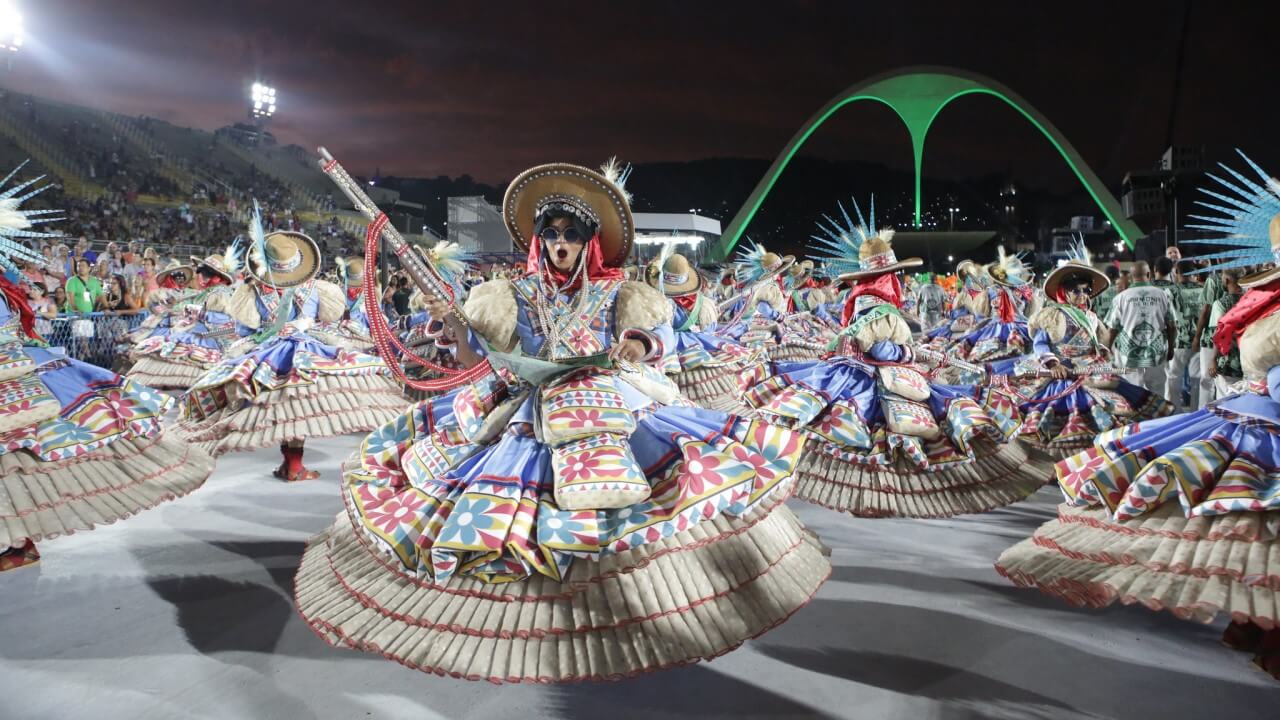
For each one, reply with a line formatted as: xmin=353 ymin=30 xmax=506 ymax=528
xmin=156 ymin=265 xmax=194 ymax=285
xmin=645 ymin=265 xmax=702 ymax=296
xmin=837 ymin=257 xmax=923 ymax=282
xmin=190 ymin=256 xmax=234 ymax=285
xmin=984 ymin=261 xmax=1030 ymax=288
xmin=1043 ymin=263 xmax=1108 ymax=299
xmin=1239 ymin=265 xmax=1280 ymax=289
xmin=248 ymin=232 xmax=322 ymax=288
xmin=503 ymin=163 xmax=634 ymax=268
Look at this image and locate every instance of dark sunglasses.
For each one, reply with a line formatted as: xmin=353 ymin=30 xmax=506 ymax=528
xmin=539 ymin=226 xmax=587 ymax=244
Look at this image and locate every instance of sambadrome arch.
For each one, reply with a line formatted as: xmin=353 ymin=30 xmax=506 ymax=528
xmin=707 ymin=66 xmax=1142 ymax=261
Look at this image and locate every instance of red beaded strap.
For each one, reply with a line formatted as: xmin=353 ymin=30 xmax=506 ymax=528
xmin=362 ymin=213 xmax=492 ymax=391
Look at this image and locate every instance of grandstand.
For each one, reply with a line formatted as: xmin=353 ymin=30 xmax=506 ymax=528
xmin=0 ymin=91 xmax=371 ymax=234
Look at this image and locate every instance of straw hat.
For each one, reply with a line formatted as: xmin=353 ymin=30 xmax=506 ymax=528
xmin=956 ymin=259 xmax=983 ymax=281
xmin=836 ymin=230 xmax=922 ymax=281
xmin=985 ymin=247 xmax=1031 ymax=288
xmin=645 ymin=252 xmax=702 ymax=296
xmin=789 ymin=259 xmax=815 ymax=280
xmin=247 ymin=231 xmax=321 ymax=288
xmin=1239 ymin=214 xmax=1280 ymax=288
xmin=190 ymin=255 xmax=235 ymax=284
xmin=1043 ymin=261 xmax=1108 ymax=299
xmin=503 ymin=162 xmax=633 ymax=268
xmin=156 ymin=259 xmax=194 ymax=286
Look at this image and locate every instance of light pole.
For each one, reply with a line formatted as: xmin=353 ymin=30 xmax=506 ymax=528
xmin=249 ymin=82 xmax=277 ymax=145
xmin=0 ymin=0 xmax=24 ymax=74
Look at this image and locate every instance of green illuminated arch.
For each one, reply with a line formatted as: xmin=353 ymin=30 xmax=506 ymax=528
xmin=709 ymin=66 xmax=1141 ymax=261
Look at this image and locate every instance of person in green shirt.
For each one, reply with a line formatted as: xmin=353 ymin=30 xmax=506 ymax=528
xmin=63 ymin=258 xmax=104 ymax=314
xmin=1193 ymin=268 xmax=1225 ymax=408
xmin=1205 ymin=269 xmax=1245 ymax=398
xmin=1091 ymin=264 xmax=1121 ymax=319
xmin=1151 ymin=257 xmax=1190 ymax=408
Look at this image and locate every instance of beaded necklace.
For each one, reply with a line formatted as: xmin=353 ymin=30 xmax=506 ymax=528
xmin=532 ymin=252 xmax=591 ymax=360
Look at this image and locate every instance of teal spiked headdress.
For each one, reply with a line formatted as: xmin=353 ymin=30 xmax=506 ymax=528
xmin=808 ymin=196 xmax=920 ymax=280
xmin=1185 ymin=149 xmax=1280 ymax=288
xmin=732 ymin=239 xmax=794 ymax=285
xmin=0 ymin=161 xmax=62 ymax=282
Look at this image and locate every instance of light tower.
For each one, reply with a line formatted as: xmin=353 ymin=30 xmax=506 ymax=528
xmin=0 ymin=0 xmax=24 ymax=72
xmin=248 ymin=81 xmax=277 ymax=145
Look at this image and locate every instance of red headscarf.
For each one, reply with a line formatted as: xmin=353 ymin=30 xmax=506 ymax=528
xmin=1214 ymin=277 xmax=1280 ymax=356
xmin=841 ymin=272 xmax=904 ymax=326
xmin=0 ymin=275 xmax=39 ymax=341
xmin=524 ymin=233 xmax=623 ymax=292
xmin=672 ymin=293 xmax=698 ymax=312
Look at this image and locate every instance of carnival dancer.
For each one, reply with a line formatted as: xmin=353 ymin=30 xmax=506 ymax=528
xmin=127 ymin=248 xmax=241 ymax=390
xmin=645 ymin=245 xmax=763 ymax=413
xmin=0 ymin=166 xmax=213 ymax=571
xmin=177 ymin=212 xmax=407 ymax=480
xmin=951 ymin=248 xmax=1033 ymax=363
xmin=294 ymin=159 xmax=829 ymax=682
xmin=721 ymin=242 xmax=831 ymax=361
xmin=925 ymin=259 xmax=989 ymax=343
xmin=308 ymin=256 xmax=376 ymax=352
xmin=995 ymin=151 xmax=1280 ymax=680
xmin=744 ymin=198 xmax=1043 ymax=518
xmin=988 ymin=241 xmax=1173 ymax=460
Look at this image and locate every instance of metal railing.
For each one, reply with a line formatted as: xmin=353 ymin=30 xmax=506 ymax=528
xmin=38 ymin=311 xmax=149 ymax=372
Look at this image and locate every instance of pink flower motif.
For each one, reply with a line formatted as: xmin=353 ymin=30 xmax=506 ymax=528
xmin=566 ymin=409 xmax=604 ymax=430
xmin=816 ymin=405 xmax=847 ymax=436
xmin=560 ymin=449 xmax=624 ymax=483
xmin=363 ymin=492 xmax=427 ymax=534
xmin=568 ymin=327 xmax=596 ymax=352
xmin=680 ymin=446 xmax=725 ymax=495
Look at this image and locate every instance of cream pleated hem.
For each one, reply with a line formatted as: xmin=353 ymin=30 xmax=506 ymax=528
xmin=767 ymin=345 xmax=825 ymax=363
xmin=792 ymin=440 xmax=1047 ymax=518
xmin=177 ymin=374 xmax=409 ymax=456
xmin=0 ymin=433 xmax=214 ymax=550
xmin=995 ymin=503 xmax=1280 ymax=628
xmin=294 ymin=501 xmax=831 ymax=683
xmin=127 ymin=356 xmax=209 ymax=391
xmin=674 ymin=363 xmax=758 ymax=415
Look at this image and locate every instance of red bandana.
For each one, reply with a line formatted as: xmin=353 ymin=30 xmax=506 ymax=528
xmin=1214 ymin=277 xmax=1280 ymax=355
xmin=841 ymin=273 xmax=903 ymax=326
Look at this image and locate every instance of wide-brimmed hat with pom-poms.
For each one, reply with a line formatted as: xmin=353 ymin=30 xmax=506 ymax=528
xmin=1043 ymin=235 xmax=1107 ymax=299
xmin=503 ymin=159 xmax=634 ymax=267
xmin=732 ymin=240 xmax=795 ymax=285
xmin=244 ymin=202 xmax=320 ymax=288
xmin=645 ymin=242 xmax=702 ymax=296
xmin=190 ymin=239 xmax=241 ymax=285
xmin=1186 ymin=149 xmax=1280 ymax=289
xmin=985 ymin=247 xmax=1032 ymax=289
xmin=809 ymin=196 xmax=921 ymax=281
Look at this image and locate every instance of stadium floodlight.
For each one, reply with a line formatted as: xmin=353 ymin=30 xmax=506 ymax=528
xmin=0 ymin=1 xmax=24 ymax=53
xmin=250 ymin=82 xmax=277 ymax=119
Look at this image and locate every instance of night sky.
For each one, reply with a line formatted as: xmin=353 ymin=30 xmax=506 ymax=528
xmin=5 ymin=1 xmax=1277 ymax=188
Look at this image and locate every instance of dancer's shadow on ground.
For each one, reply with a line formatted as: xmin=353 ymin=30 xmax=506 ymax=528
xmin=548 ymin=664 xmax=838 ymax=720
xmin=758 ymin=598 xmax=1273 ymax=719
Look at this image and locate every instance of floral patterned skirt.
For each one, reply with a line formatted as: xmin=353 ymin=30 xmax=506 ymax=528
xmin=746 ymin=358 xmax=1044 ymax=518
xmin=996 ymin=391 xmax=1280 ymax=627
xmin=666 ymin=330 xmax=763 ymax=413
xmin=177 ymin=333 xmax=407 ymax=455
xmin=1 ymin=348 xmax=213 ymax=554
xmin=998 ymin=374 xmax=1173 ymax=459
xmin=292 ymin=370 xmax=829 ymax=681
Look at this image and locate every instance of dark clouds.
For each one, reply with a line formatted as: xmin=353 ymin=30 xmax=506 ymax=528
xmin=5 ymin=1 xmax=1276 ymax=185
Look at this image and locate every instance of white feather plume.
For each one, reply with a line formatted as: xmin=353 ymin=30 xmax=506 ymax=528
xmin=599 ymin=156 xmax=634 ymax=204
